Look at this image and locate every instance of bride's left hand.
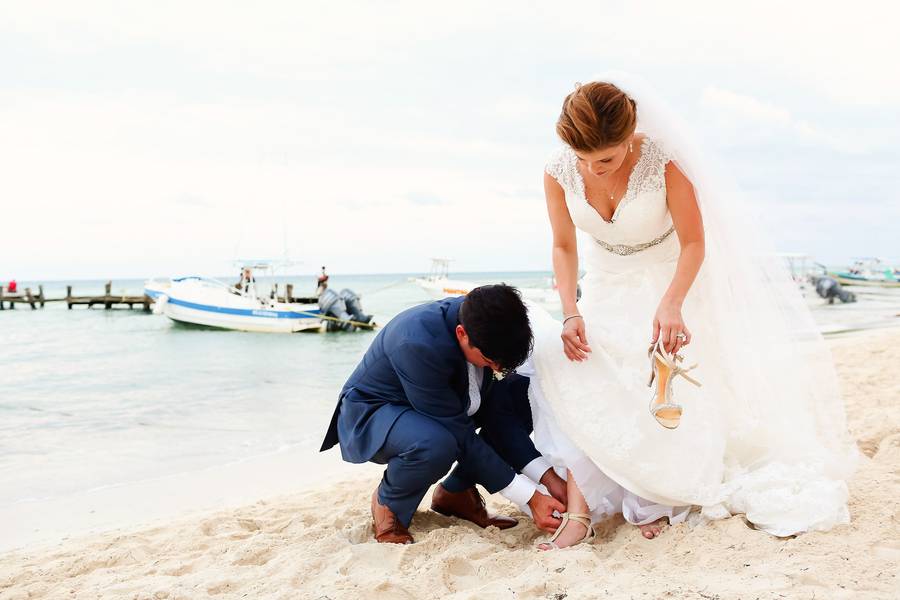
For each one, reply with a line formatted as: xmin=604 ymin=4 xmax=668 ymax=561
xmin=653 ymin=301 xmax=691 ymax=354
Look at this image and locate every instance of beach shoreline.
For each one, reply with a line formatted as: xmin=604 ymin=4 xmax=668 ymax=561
xmin=2 ymin=328 xmax=898 ymax=599
xmin=0 ymin=443 xmax=383 ymax=555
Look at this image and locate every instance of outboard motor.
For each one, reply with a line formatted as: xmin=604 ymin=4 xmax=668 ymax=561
xmin=339 ymin=289 xmax=373 ymax=325
xmin=318 ymin=288 xmax=354 ymax=331
xmin=318 ymin=287 xmax=375 ymax=331
xmin=814 ymin=276 xmax=857 ymax=304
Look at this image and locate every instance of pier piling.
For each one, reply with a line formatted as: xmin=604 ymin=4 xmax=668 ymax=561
xmin=1 ymin=282 xmax=152 ymax=311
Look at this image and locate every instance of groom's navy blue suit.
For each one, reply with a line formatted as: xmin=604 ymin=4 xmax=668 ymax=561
xmin=320 ymin=296 xmax=540 ymax=526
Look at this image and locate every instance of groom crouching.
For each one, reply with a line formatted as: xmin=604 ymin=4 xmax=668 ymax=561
xmin=320 ymin=284 xmax=567 ymax=544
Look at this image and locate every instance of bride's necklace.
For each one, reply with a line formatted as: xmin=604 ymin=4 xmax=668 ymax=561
xmin=588 ymin=140 xmax=634 ymax=203
xmin=584 ymin=165 xmax=626 ymax=205
xmin=596 ymin=172 xmax=623 ymax=202
xmin=583 ymin=161 xmax=629 ymax=223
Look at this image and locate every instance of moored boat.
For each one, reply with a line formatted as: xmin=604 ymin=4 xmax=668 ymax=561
xmin=411 ymin=259 xmax=478 ymax=299
xmin=145 ymin=262 xmax=376 ymax=333
xmin=149 ymin=274 xmax=323 ymax=333
xmin=411 ymin=258 xmax=567 ymax=310
xmin=829 ymin=258 xmax=900 ymax=288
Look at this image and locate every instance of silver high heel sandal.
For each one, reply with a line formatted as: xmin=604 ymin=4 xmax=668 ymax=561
xmin=538 ymin=512 xmax=595 ymax=551
xmin=647 ymin=339 xmax=701 ymax=429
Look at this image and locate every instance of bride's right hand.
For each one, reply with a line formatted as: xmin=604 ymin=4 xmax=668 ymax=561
xmin=561 ymin=315 xmax=591 ymax=361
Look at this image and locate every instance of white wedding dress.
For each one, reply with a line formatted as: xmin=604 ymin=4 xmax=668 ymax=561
xmin=523 ymin=132 xmax=858 ymax=537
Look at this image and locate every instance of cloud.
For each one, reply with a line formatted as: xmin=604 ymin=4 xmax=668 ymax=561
xmin=406 ymin=193 xmax=446 ymax=206
xmin=175 ymin=194 xmax=213 ymax=208
xmin=0 ymin=1 xmax=897 ymax=278
xmin=701 ymin=87 xmax=791 ymax=126
xmin=699 ymin=86 xmax=864 ymax=154
xmin=485 ymin=95 xmax=557 ymax=121
xmin=0 ymin=86 xmax=553 ymax=278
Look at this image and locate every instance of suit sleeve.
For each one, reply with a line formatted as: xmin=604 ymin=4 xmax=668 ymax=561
xmin=477 ymin=374 xmax=543 ymax=472
xmin=389 ymin=342 xmax=517 ymax=493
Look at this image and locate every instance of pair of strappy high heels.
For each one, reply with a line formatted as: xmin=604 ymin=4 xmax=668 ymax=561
xmin=647 ymin=338 xmax=702 ymax=429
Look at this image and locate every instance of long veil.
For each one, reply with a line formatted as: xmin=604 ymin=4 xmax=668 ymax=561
xmin=589 ymin=72 xmax=859 ymax=533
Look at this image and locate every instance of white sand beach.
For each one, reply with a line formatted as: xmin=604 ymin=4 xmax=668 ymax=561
xmin=2 ymin=328 xmax=898 ymax=600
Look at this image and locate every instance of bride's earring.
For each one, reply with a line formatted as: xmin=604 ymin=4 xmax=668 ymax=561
xmin=629 ymin=140 xmax=634 ymax=153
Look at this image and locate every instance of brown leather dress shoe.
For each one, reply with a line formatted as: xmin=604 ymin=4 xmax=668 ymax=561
xmin=430 ymin=484 xmax=518 ymax=529
xmin=371 ymin=490 xmax=414 ymax=544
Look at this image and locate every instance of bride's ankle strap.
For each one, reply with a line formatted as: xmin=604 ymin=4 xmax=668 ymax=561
xmin=564 ymin=512 xmax=593 ymax=525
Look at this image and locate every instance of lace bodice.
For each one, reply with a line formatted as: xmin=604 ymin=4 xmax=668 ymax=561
xmin=546 ymin=136 xmax=674 ymax=248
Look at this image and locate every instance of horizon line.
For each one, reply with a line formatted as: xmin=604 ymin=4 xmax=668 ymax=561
xmin=2 ymin=268 xmax=564 ymax=284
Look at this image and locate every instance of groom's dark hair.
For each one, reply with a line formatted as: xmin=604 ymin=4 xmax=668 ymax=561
xmin=459 ymin=284 xmax=533 ymax=372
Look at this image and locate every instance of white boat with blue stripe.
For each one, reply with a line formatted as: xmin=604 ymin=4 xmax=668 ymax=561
xmin=146 ymin=272 xmax=323 ymax=333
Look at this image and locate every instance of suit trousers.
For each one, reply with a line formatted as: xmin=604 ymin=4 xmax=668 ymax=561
xmin=371 ymin=374 xmax=539 ymax=527
xmin=371 ymin=409 xmax=458 ymax=527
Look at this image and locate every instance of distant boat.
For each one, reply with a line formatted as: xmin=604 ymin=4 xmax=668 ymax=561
xmin=146 ymin=261 xmax=377 ymax=333
xmin=411 ymin=258 xmax=564 ymax=311
xmin=412 ymin=258 xmax=479 ymax=299
xmin=147 ymin=273 xmax=323 ymax=333
xmin=829 ymin=258 xmax=900 ymax=288
xmin=777 ymin=253 xmax=828 ymax=295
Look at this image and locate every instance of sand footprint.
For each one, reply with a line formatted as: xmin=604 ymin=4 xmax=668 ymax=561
xmin=160 ymin=561 xmax=196 ymax=577
xmin=367 ymin=580 xmax=417 ymax=600
xmin=337 ymin=542 xmax=404 ymax=576
xmin=441 ymin=556 xmax=480 ymax=592
xmin=236 ymin=518 xmax=261 ymax=531
xmin=873 ymin=430 xmax=900 ymax=461
xmin=206 ymin=580 xmax=237 ymax=596
xmin=231 ymin=539 xmax=274 ymax=567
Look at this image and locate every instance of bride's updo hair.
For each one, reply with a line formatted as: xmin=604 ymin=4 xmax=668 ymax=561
xmin=556 ymin=82 xmax=637 ymax=151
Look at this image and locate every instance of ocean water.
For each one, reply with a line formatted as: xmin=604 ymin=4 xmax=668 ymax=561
xmin=0 ymin=272 xmax=556 ymax=509
xmin=3 ymin=270 xmax=898 ymax=518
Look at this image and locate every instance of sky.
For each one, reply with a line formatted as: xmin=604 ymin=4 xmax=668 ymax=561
xmin=2 ymin=1 xmax=898 ymax=280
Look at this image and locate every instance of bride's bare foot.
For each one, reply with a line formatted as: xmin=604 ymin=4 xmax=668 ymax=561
xmin=638 ymin=518 xmax=668 ymax=539
xmin=537 ymin=518 xmax=590 ymax=551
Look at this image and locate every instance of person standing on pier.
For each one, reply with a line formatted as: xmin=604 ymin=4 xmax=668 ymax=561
xmin=316 ymin=266 xmax=329 ymax=296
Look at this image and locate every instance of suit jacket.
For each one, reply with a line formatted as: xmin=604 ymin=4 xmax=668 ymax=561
xmin=320 ymin=296 xmax=516 ymax=492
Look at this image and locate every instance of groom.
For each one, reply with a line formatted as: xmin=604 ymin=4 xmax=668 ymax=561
xmin=320 ymin=284 xmax=567 ymax=543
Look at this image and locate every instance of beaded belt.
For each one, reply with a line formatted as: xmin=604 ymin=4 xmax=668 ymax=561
xmin=593 ymin=226 xmax=675 ymax=256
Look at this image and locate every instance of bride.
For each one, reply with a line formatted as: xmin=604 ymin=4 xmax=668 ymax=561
xmin=522 ymin=75 xmax=858 ymax=550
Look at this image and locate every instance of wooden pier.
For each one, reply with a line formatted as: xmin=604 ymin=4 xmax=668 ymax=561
xmin=274 ymin=283 xmax=319 ymax=305
xmin=0 ymin=282 xmax=153 ymax=311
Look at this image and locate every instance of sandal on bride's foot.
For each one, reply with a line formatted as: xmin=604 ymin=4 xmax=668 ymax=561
xmin=647 ymin=339 xmax=702 ymax=430
xmin=638 ymin=517 xmax=668 ymax=539
xmin=537 ymin=512 xmax=595 ymax=551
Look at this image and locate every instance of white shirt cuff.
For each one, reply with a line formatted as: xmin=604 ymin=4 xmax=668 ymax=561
xmin=499 ymin=473 xmax=538 ymax=507
xmin=521 ymin=456 xmax=553 ymax=484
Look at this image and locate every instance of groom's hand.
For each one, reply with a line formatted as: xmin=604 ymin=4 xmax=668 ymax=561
xmin=527 ymin=491 xmax=565 ymax=533
xmin=540 ymin=468 xmax=568 ymax=506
